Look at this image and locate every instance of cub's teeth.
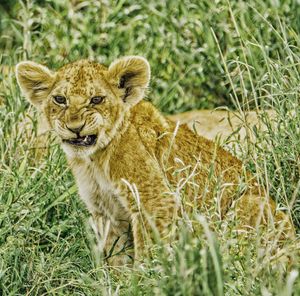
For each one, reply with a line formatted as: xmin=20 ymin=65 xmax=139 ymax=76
xmin=83 ymin=136 xmax=88 ymax=143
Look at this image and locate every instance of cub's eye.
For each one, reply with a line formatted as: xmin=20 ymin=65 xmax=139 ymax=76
xmin=90 ymin=96 xmax=105 ymax=104
xmin=53 ymin=95 xmax=67 ymax=105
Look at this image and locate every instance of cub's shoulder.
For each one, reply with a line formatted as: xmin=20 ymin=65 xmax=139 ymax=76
xmin=130 ymin=101 xmax=171 ymax=134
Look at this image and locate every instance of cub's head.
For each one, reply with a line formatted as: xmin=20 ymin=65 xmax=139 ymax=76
xmin=16 ymin=57 xmax=150 ymax=157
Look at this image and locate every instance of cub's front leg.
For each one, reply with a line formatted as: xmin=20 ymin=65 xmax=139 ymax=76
xmin=70 ymin=160 xmax=134 ymax=266
xmin=91 ymin=213 xmax=134 ymax=266
xmin=111 ymin=127 xmax=178 ymax=262
xmin=118 ymin=178 xmax=178 ymax=262
xmin=130 ymin=194 xmax=178 ymax=262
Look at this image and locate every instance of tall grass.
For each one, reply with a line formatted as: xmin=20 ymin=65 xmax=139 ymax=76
xmin=0 ymin=0 xmax=299 ymax=295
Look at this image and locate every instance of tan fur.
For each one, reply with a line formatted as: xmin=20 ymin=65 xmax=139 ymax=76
xmin=16 ymin=57 xmax=295 ymax=266
xmin=168 ymin=109 xmax=276 ymax=143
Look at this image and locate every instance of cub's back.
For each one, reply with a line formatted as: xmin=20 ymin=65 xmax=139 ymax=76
xmin=130 ymin=101 xmax=247 ymax=214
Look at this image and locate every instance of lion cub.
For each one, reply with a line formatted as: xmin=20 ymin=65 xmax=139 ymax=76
xmin=16 ymin=56 xmax=294 ymax=266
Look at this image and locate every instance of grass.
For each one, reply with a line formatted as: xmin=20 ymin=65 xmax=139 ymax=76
xmin=0 ymin=0 xmax=300 ymax=295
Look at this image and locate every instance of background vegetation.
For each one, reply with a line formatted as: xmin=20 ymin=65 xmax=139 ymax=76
xmin=0 ymin=0 xmax=299 ymax=295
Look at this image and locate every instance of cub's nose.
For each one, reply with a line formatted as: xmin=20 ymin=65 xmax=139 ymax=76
xmin=66 ymin=122 xmax=85 ymax=134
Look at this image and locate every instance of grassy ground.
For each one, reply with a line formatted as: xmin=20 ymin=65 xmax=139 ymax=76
xmin=0 ymin=0 xmax=300 ymax=295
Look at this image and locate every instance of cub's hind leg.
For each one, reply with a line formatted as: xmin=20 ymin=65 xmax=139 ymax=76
xmin=232 ymin=192 xmax=295 ymax=241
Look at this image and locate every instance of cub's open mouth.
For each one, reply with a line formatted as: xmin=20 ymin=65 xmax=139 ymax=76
xmin=63 ymin=135 xmax=97 ymax=147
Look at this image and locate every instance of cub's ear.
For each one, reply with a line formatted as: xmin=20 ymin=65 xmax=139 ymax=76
xmin=16 ymin=61 xmax=55 ymax=107
xmin=107 ymin=56 xmax=150 ymax=106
